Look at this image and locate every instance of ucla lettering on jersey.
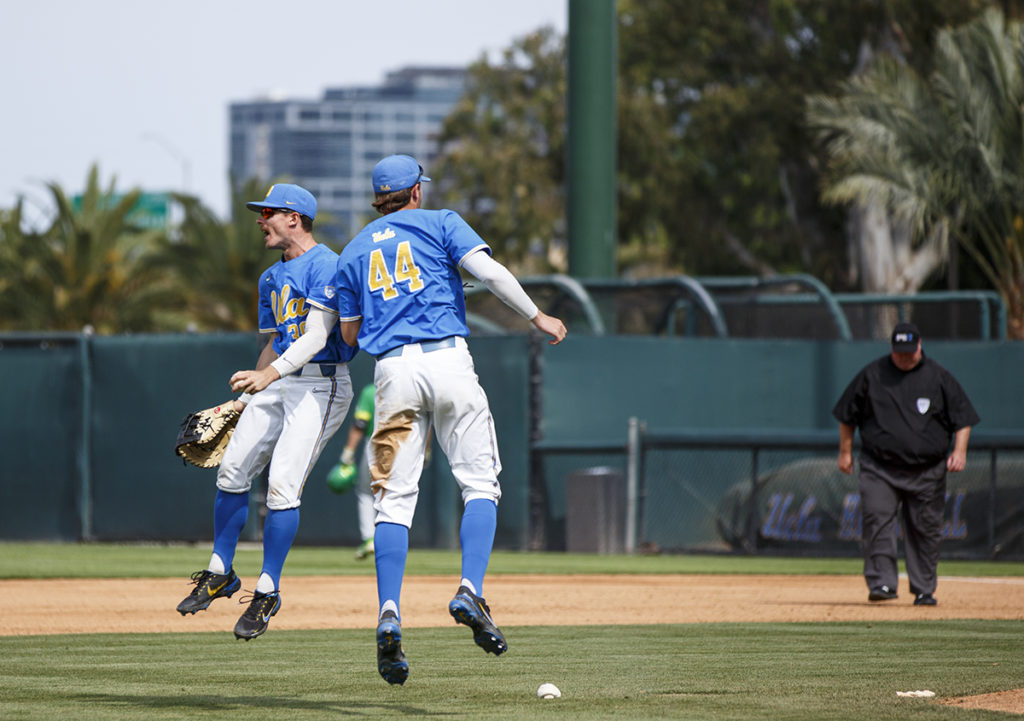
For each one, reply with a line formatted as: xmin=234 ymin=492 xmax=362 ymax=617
xmin=335 ymin=208 xmax=490 ymax=357
xmin=258 ymin=244 xmax=357 ymax=364
xmin=272 ymin=285 xmax=308 ymax=325
xmin=372 ymin=228 xmax=396 ymax=243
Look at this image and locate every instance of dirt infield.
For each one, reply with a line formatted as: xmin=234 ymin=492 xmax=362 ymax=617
xmin=2 ymin=573 xmax=1022 ymax=712
xmin=3 ymin=573 xmax=1023 ymax=635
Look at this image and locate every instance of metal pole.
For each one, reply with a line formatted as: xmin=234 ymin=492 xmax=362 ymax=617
xmin=78 ymin=331 xmax=94 ymax=540
xmin=989 ymin=449 xmax=997 ymax=558
xmin=567 ymin=0 xmax=618 ymax=278
xmin=625 ymin=416 xmax=639 ymax=553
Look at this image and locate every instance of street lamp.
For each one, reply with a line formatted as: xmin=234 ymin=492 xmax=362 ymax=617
xmin=141 ymin=132 xmax=191 ymax=192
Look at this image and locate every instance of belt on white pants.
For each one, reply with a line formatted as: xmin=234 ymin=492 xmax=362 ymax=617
xmin=297 ymin=363 xmax=339 ymax=377
xmin=377 ymin=336 xmax=460 ymax=360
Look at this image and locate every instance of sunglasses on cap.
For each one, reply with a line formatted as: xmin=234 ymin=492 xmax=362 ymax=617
xmin=259 ymin=207 xmax=296 ymax=219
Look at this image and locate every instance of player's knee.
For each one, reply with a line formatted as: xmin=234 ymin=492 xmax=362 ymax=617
xmin=216 ymin=469 xmax=252 ymax=495
xmin=266 ymin=486 xmax=300 ymax=510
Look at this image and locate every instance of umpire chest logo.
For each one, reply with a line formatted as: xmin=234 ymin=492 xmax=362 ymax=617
xmin=916 ymin=398 xmax=931 ymax=414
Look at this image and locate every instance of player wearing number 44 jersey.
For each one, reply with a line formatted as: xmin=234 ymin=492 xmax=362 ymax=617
xmin=176 ymin=183 xmax=355 ymax=640
xmin=335 ymin=155 xmax=567 ymax=685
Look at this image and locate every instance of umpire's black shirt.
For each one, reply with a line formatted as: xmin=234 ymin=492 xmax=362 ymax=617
xmin=832 ymin=353 xmax=980 ymax=470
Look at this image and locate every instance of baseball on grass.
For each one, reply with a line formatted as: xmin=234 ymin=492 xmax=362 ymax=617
xmin=537 ymin=683 xmax=561 ymax=699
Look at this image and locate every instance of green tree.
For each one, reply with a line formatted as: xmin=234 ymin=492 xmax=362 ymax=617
xmin=0 ymin=166 xmax=182 ymax=333
xmin=616 ymin=0 xmax=996 ymax=282
xmin=808 ymin=8 xmax=1024 ymax=338
xmin=159 ymin=177 xmax=281 ymax=331
xmin=433 ymin=2 xmax=999 ymax=283
xmin=434 ymin=28 xmax=567 ymax=273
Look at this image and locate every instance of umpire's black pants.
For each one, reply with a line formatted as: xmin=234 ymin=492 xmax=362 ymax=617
xmin=858 ymin=454 xmax=947 ymax=596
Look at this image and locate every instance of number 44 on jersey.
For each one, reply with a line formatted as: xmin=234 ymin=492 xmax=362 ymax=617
xmin=369 ymin=240 xmax=424 ymax=299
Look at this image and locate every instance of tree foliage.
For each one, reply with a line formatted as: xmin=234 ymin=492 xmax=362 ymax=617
xmin=157 ymin=177 xmax=280 ymax=331
xmin=809 ymin=8 xmax=1024 ymax=337
xmin=0 ymin=166 xmax=183 ymax=333
xmin=433 ymin=0 xmax=1003 ymax=286
xmin=434 ymin=28 xmax=567 ymax=274
xmin=0 ymin=169 xmax=282 ymax=333
xmin=616 ymin=0 xmax=997 ymax=282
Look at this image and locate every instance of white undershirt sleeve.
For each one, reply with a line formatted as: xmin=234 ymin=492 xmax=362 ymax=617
xmin=461 ymin=250 xmax=539 ymax=320
xmin=269 ymin=306 xmax=338 ymax=378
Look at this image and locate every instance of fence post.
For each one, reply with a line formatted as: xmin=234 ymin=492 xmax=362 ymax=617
xmin=626 ymin=416 xmax=640 ymax=553
xmin=989 ymin=449 xmax=997 ymax=558
xmin=78 ymin=331 xmax=94 ymax=541
xmin=745 ymin=447 xmax=761 ymax=554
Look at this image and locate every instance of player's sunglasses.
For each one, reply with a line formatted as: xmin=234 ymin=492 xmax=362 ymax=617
xmin=259 ymin=207 xmax=296 ymax=219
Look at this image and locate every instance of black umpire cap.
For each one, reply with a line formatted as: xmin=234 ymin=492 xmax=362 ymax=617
xmin=890 ymin=322 xmax=921 ymax=352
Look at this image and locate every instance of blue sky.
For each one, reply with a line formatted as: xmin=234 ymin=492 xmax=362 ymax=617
xmin=3 ymin=0 xmax=567 ymax=222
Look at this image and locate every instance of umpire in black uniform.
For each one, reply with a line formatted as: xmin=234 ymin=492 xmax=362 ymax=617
xmin=832 ymin=322 xmax=979 ymax=606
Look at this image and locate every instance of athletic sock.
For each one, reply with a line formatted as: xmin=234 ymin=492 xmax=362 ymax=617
xmin=459 ymin=499 xmax=497 ymax=596
xmin=258 ymin=507 xmax=300 ymax=592
xmin=374 ymin=522 xmax=409 ymax=620
xmin=211 ymin=489 xmax=249 ymax=573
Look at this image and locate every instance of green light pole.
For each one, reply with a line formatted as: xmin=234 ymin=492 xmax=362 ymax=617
xmin=567 ymin=0 xmax=617 ymax=279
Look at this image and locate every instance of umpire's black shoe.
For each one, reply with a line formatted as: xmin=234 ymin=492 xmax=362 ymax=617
xmin=176 ymin=569 xmax=241 ymax=615
xmin=233 ymin=590 xmax=282 ymax=640
xmin=449 ymin=585 xmax=508 ymax=656
xmin=914 ymin=593 xmax=938 ymax=606
xmin=376 ymin=610 xmax=409 ymax=685
xmin=868 ymin=585 xmax=898 ymax=602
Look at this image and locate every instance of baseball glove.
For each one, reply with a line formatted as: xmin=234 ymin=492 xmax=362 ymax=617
xmin=175 ymin=400 xmax=241 ymax=468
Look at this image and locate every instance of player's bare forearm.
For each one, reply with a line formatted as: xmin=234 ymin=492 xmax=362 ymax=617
xmin=948 ymin=426 xmax=972 ymax=472
xmin=341 ymin=319 xmax=361 ymax=347
xmin=837 ymin=423 xmax=855 ymax=474
xmin=230 ymin=366 xmax=281 ymax=394
xmin=532 ymin=311 xmax=567 ymax=345
xmin=254 ymin=334 xmax=278 ymax=370
xmin=227 ymin=335 xmax=280 ymax=395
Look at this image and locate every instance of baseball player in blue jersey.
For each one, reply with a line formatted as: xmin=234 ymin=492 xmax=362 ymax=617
xmin=176 ymin=183 xmax=356 ymax=640
xmin=335 ymin=154 xmax=567 ymax=685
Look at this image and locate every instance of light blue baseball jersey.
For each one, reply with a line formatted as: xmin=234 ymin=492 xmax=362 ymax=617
xmin=258 ymin=243 xmax=356 ymax=364
xmin=335 ymin=209 xmax=489 ymax=357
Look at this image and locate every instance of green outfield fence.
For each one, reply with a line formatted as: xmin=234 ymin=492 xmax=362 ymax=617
xmin=2 ymin=298 xmax=1023 ymax=554
xmin=535 ymin=427 xmax=1024 ymax=560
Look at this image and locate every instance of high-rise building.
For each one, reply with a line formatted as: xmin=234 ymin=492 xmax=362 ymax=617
xmin=229 ymin=66 xmax=466 ymax=242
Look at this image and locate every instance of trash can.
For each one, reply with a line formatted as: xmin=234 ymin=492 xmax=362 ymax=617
xmin=566 ymin=466 xmax=625 ymax=553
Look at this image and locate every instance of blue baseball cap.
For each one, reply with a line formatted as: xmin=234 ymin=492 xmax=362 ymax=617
xmin=372 ymin=154 xmax=431 ymax=193
xmin=246 ymin=183 xmax=317 ymax=220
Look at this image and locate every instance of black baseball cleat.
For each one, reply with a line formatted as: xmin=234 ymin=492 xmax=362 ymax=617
xmin=376 ymin=610 xmax=409 ymax=685
xmin=868 ymin=585 xmax=898 ymax=602
xmin=914 ymin=593 xmax=938 ymax=606
xmin=176 ymin=569 xmax=241 ymax=615
xmin=448 ymin=585 xmax=508 ymax=656
xmin=233 ymin=590 xmax=282 ymax=640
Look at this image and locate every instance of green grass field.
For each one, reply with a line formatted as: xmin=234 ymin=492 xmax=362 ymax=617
xmin=1 ymin=543 xmax=1022 ymax=720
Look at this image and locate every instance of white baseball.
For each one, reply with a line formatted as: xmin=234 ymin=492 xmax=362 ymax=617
xmin=537 ymin=683 xmax=561 ymax=699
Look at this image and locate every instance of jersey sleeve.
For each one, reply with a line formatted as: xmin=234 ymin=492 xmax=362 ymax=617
xmin=305 ymin=248 xmax=340 ymax=314
xmin=257 ymin=272 xmax=276 ymax=333
xmin=335 ymin=253 xmax=362 ymax=322
xmin=441 ymin=210 xmax=491 ymax=265
xmin=942 ymin=370 xmax=981 ymax=429
xmin=832 ymin=367 xmax=869 ymax=425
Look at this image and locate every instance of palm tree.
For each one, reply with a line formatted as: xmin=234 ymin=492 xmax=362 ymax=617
xmin=161 ymin=177 xmax=278 ymax=331
xmin=808 ymin=8 xmax=1024 ymax=338
xmin=0 ymin=165 xmax=184 ymax=333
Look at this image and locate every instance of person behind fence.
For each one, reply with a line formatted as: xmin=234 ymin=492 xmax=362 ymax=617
xmin=832 ymin=322 xmax=979 ymax=607
xmin=326 ymin=382 xmax=377 ymax=560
